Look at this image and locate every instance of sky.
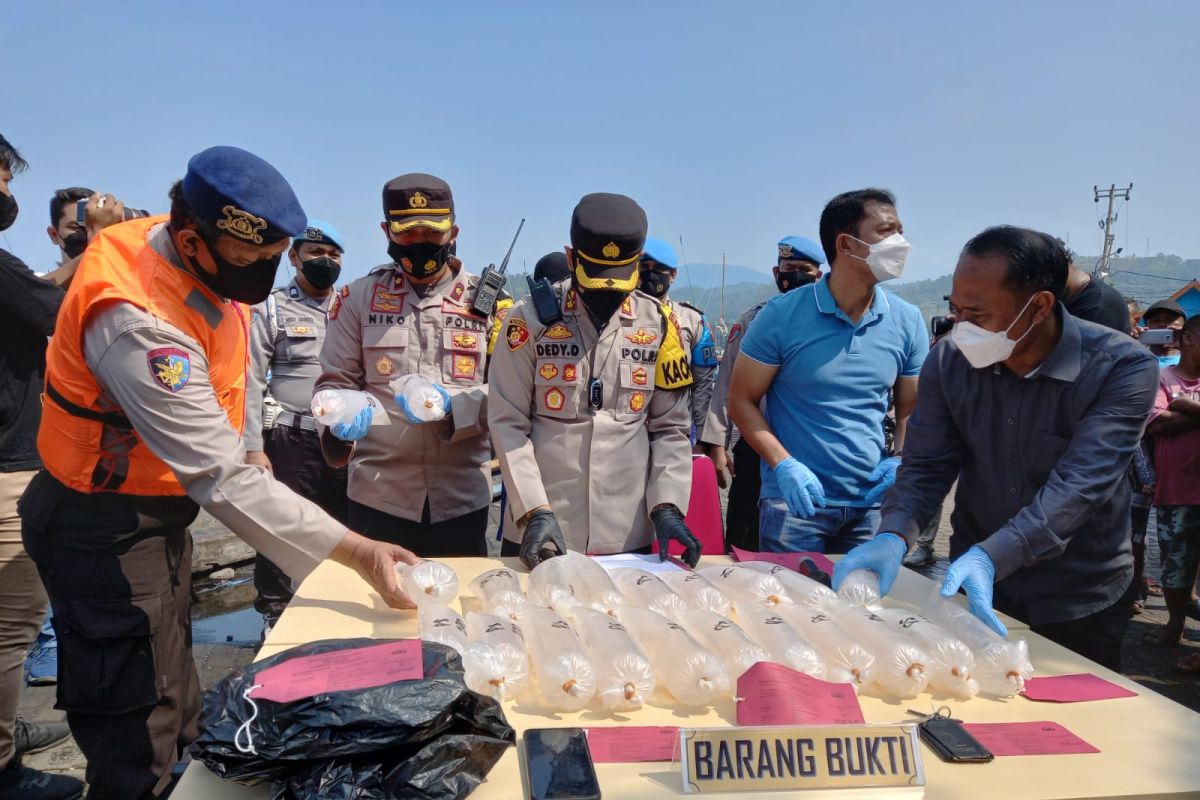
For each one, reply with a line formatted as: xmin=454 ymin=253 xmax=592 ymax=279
xmin=3 ymin=1 xmax=1198 ymax=285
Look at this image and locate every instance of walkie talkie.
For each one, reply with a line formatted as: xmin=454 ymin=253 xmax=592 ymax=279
xmin=472 ymin=218 xmax=524 ymax=317
xmin=527 ymin=274 xmax=563 ymax=325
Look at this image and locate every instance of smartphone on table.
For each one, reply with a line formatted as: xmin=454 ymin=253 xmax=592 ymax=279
xmin=523 ymin=727 xmax=601 ymax=800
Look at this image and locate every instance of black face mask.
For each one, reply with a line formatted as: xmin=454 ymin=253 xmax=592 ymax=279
xmin=388 ymin=240 xmax=450 ymax=281
xmin=61 ymin=230 xmax=88 ymax=260
xmin=0 ymin=193 xmax=17 ymax=232
xmin=775 ymin=268 xmax=815 ymax=293
xmin=187 ymin=232 xmax=282 ymax=305
xmin=638 ymin=269 xmax=672 ymax=299
xmin=580 ymin=289 xmax=628 ymax=325
xmin=299 ymin=255 xmax=341 ymax=291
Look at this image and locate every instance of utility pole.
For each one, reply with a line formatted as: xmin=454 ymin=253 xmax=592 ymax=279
xmin=1092 ymin=183 xmax=1132 ymax=280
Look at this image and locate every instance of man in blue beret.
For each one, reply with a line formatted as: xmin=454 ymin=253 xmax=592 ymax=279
xmin=638 ymin=237 xmax=718 ymax=442
xmin=22 ymin=147 xmax=421 ymax=799
xmin=699 ymin=234 xmax=823 ymax=550
xmin=244 ymin=219 xmax=350 ymax=636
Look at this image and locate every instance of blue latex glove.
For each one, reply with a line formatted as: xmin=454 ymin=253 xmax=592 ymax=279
xmin=832 ymin=532 xmax=907 ymax=595
xmin=330 ymin=406 xmax=373 ymax=442
xmin=773 ymin=457 xmax=827 ymax=518
xmin=396 ymin=383 xmax=452 ymax=425
xmin=862 ymin=456 xmax=901 ymax=506
xmin=942 ymin=545 xmax=1008 ymax=637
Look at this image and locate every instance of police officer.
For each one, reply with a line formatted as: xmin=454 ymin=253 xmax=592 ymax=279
xmin=317 ymin=174 xmax=501 ymax=556
xmin=638 ymin=237 xmax=718 ymax=442
xmin=244 ymin=220 xmax=350 ymax=630
xmin=20 ymin=147 xmax=420 ymax=800
xmin=488 ymin=193 xmax=702 ymax=568
xmin=699 ymin=235 xmax=823 ymax=550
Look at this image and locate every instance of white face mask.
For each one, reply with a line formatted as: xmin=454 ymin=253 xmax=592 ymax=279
xmin=849 ymin=233 xmax=911 ymax=282
xmin=950 ymin=294 xmax=1039 ymax=369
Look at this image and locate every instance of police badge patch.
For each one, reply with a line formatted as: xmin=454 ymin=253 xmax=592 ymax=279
xmin=506 ymin=317 xmax=530 ymax=351
xmin=147 ymin=348 xmax=191 ymax=393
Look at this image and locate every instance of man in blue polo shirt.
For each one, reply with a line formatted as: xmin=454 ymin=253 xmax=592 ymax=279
xmin=729 ymin=188 xmax=928 ymax=553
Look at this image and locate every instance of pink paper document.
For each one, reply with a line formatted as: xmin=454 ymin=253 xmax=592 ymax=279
xmin=586 ymin=726 xmax=680 ymax=763
xmin=963 ymin=722 xmax=1100 ymax=756
xmin=250 ymin=640 xmax=423 ymax=703
xmin=736 ymin=662 xmax=864 ymax=726
xmin=1021 ymin=673 xmax=1136 ymax=703
xmin=730 ymin=546 xmax=836 ymax=575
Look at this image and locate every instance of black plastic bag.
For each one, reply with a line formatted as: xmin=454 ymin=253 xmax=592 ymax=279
xmin=190 ymin=638 xmax=514 ymax=797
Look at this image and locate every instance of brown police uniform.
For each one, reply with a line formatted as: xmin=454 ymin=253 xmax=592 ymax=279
xmin=317 ymin=259 xmax=498 ymax=553
xmin=488 ymin=282 xmax=694 ymax=554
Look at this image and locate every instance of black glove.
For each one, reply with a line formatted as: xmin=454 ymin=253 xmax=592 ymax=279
xmin=650 ymin=505 xmax=702 ymax=568
xmin=519 ymin=509 xmax=567 ymax=571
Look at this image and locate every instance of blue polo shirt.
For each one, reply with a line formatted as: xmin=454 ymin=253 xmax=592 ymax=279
xmin=739 ymin=276 xmax=929 ymax=507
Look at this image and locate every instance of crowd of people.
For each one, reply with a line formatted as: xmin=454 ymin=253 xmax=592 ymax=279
xmin=0 ymin=133 xmax=1196 ymax=799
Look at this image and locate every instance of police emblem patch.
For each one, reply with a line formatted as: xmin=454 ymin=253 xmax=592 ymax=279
xmin=375 ymin=356 xmax=395 ymax=377
xmin=539 ymin=363 xmax=559 ymax=380
xmin=728 ymin=323 xmax=742 ymax=343
xmin=565 ymin=289 xmax=578 ymax=311
xmin=450 ymin=283 xmax=465 ymax=302
xmin=216 ymin=205 xmax=267 ymax=244
xmin=543 ymin=323 xmax=572 ymax=340
xmin=409 ymin=191 xmax=429 ymax=209
xmin=626 ymin=328 xmax=657 ymax=345
xmin=629 ymin=390 xmax=646 ymax=413
xmin=147 ymin=348 xmax=191 ymax=393
xmin=632 ymin=366 xmax=648 ymax=386
xmin=602 ymin=241 xmax=621 ymax=259
xmin=620 ymin=296 xmax=633 ymax=316
xmin=454 ymin=355 xmax=477 ymax=379
xmin=453 ymin=332 xmax=478 ymax=349
xmin=544 ymin=387 xmax=565 ymax=411
xmin=329 ymin=293 xmax=342 ymax=320
xmin=562 ymin=364 xmax=578 ymax=382
xmin=506 ymin=317 xmax=530 ymax=351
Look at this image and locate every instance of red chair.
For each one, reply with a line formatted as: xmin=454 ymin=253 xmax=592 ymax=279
xmin=652 ymin=454 xmax=726 ymax=558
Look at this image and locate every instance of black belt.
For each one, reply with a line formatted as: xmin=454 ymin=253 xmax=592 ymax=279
xmin=45 ymin=381 xmax=133 ymax=432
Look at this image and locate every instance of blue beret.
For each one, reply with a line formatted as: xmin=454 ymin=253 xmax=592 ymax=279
xmin=182 ymin=146 xmax=306 ymax=245
xmin=777 ymin=235 xmax=823 ymax=265
xmin=641 ymin=237 xmax=679 ymax=269
xmin=294 ymin=218 xmax=345 ymax=252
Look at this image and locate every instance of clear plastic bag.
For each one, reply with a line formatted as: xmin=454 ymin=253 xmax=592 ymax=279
xmin=572 ymin=607 xmax=656 ymax=711
xmin=418 ymin=601 xmax=468 ymax=657
xmin=836 ymin=569 xmax=883 ymax=609
xmin=619 ymin=607 xmax=730 ymax=707
xmin=395 ymin=560 xmax=459 ymax=606
xmin=825 ymin=599 xmax=930 ymax=699
xmin=557 ymin=552 xmax=625 ymax=615
xmin=389 ymin=374 xmax=447 ymax=421
xmin=736 ymin=603 xmax=826 ymax=679
xmin=661 ymin=571 xmax=732 ymax=616
xmin=462 ymin=612 xmax=530 ymax=702
xmin=875 ymin=607 xmax=979 ymax=699
xmin=310 ymin=389 xmax=388 ymax=427
xmin=468 ymin=568 xmax=529 ymax=622
xmin=521 ymin=606 xmax=596 ymax=711
xmin=611 ymin=568 xmax=688 ymax=618
xmin=741 ymin=561 xmax=838 ymax=609
xmin=699 ymin=564 xmax=792 ymax=610
xmin=777 ymin=605 xmax=875 ymax=689
xmin=678 ymin=609 xmax=769 ymax=679
xmin=527 ymin=556 xmax=583 ymax=617
xmin=922 ymin=588 xmax=1033 ymax=697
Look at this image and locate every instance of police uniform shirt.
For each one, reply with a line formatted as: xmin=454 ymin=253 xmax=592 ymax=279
xmin=667 ymin=298 xmax=718 ymax=440
xmin=316 ymin=259 xmax=494 ymax=523
xmin=700 ymin=302 xmax=765 ymax=450
xmin=244 ymin=278 xmax=333 ymax=450
xmin=488 ymin=281 xmax=693 ymax=554
xmin=79 ymin=224 xmax=347 ymax=580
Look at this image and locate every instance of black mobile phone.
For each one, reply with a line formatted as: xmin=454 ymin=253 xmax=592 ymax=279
xmin=918 ymin=717 xmax=994 ymax=763
xmin=524 ymin=727 xmax=601 ymax=800
xmin=75 ymin=198 xmax=88 ymax=226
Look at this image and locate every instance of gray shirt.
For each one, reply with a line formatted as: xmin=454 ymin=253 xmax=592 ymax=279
xmin=880 ymin=308 xmax=1158 ymax=626
xmin=244 ymin=279 xmax=333 ymax=450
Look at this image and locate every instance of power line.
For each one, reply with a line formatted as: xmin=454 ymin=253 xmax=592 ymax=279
xmin=1109 ymin=269 xmax=1194 ymax=283
xmin=1091 ymin=183 xmax=1133 ymax=280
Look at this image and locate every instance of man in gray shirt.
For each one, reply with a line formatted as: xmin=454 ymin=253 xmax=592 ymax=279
xmin=834 ymin=226 xmax=1157 ymax=671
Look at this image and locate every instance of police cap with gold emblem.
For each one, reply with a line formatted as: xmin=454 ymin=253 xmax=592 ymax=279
xmin=383 ymin=173 xmax=455 ymax=234
xmin=182 ymin=146 xmax=306 ymax=245
xmin=570 ymin=192 xmax=647 ymax=291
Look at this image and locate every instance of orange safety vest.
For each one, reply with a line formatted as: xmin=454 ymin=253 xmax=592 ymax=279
xmin=39 ymin=216 xmax=249 ymax=495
